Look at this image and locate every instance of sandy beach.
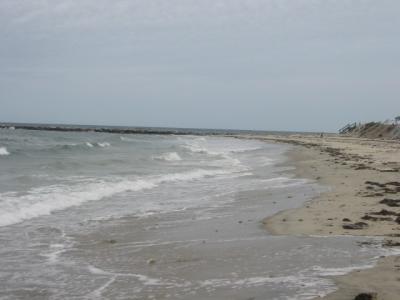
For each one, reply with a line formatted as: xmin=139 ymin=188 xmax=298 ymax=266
xmin=253 ymin=134 xmax=400 ymax=299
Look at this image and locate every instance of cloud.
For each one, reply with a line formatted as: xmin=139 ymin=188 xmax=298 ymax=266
xmin=0 ymin=0 xmax=399 ymax=131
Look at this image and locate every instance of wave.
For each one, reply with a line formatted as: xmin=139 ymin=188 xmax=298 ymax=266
xmin=182 ymin=139 xmax=248 ymax=172
xmin=153 ymin=152 xmax=182 ymax=162
xmin=154 ymin=169 xmax=230 ymax=184
xmin=0 ymin=147 xmax=10 ymax=156
xmin=120 ymin=136 xmax=153 ymax=143
xmin=39 ymin=142 xmax=111 ymax=152
xmin=229 ymin=146 xmax=263 ymax=153
xmin=97 ymin=142 xmax=110 ymax=148
xmin=0 ymin=168 xmax=235 ymax=227
xmin=182 ymin=143 xmax=216 ymax=156
xmin=120 ymin=136 xmax=134 ymax=142
xmin=310 ymin=264 xmax=375 ymax=277
xmin=86 ymin=142 xmax=110 ymax=148
xmin=182 ymin=137 xmax=262 ymax=157
xmin=261 ymin=157 xmax=275 ymax=166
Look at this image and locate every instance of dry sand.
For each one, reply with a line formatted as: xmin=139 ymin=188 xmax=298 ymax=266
xmin=247 ymin=134 xmax=400 ymax=300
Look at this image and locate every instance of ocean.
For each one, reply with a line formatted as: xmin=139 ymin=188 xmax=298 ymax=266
xmin=0 ymin=127 xmax=391 ymax=299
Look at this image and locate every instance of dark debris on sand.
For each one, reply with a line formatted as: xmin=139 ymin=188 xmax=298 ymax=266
xmin=379 ymin=198 xmax=400 ymax=207
xmin=342 ymin=222 xmax=369 ymax=230
xmin=354 ymin=292 xmax=377 ymax=300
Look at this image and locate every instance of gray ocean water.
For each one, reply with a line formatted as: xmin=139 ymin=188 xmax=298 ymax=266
xmin=0 ymin=128 xmax=394 ymax=300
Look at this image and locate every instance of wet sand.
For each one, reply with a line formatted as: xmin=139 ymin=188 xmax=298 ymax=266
xmin=254 ymin=134 xmax=400 ymax=299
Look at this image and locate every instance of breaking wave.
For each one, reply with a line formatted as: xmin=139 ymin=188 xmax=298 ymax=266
xmin=0 ymin=147 xmax=10 ymax=156
xmin=0 ymin=168 xmax=234 ymax=227
xmin=85 ymin=142 xmax=110 ymax=148
xmin=97 ymin=142 xmax=110 ymax=148
xmin=153 ymin=152 xmax=182 ymax=162
xmin=35 ymin=142 xmax=112 ymax=152
xmin=182 ymin=138 xmax=262 ymax=157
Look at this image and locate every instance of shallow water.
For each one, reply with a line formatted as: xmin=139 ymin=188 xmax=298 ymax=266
xmin=0 ymin=128 xmax=390 ymax=299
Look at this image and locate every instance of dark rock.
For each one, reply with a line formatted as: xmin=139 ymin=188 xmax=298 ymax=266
xmin=343 ymin=222 xmax=368 ymax=230
xmin=354 ymin=292 xmax=377 ymax=300
xmin=395 ymin=216 xmax=400 ymax=224
xmin=342 ymin=218 xmax=351 ymax=222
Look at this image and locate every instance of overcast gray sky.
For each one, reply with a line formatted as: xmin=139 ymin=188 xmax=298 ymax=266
xmin=0 ymin=0 xmax=399 ymax=132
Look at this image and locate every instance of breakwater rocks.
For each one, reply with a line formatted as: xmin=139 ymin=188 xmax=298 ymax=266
xmin=0 ymin=124 xmax=221 ymax=136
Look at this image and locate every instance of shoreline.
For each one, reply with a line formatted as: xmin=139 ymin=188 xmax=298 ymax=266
xmin=249 ymin=134 xmax=400 ymax=299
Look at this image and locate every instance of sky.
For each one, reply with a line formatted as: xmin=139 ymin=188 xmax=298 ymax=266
xmin=0 ymin=0 xmax=399 ymax=132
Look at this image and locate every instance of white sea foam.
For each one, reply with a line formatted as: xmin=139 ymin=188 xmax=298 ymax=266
xmin=120 ymin=136 xmax=138 ymax=142
xmin=198 ymin=275 xmax=335 ymax=299
xmin=154 ymin=152 xmax=182 ymax=161
xmin=154 ymin=169 xmax=231 ymax=184
xmin=0 ymin=179 xmax=156 ymax=227
xmin=182 ymin=143 xmax=212 ymax=155
xmin=97 ymin=142 xmax=110 ymax=148
xmin=0 ymin=168 xmax=236 ymax=227
xmin=228 ymin=145 xmax=263 ymax=153
xmin=85 ymin=142 xmax=111 ymax=148
xmin=182 ymin=137 xmax=263 ymax=156
xmin=42 ymin=243 xmax=67 ymax=264
xmin=0 ymin=147 xmax=10 ymax=156
xmin=182 ymin=138 xmax=251 ymax=172
xmin=88 ymin=265 xmax=111 ymax=276
xmin=261 ymin=157 xmax=275 ymax=166
xmin=310 ymin=264 xmax=375 ymax=276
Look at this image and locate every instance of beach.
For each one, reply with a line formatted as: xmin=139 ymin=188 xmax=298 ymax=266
xmin=255 ymin=134 xmax=400 ymax=299
xmin=1 ymin=127 xmax=399 ymax=299
xmin=2 ymin=127 xmax=395 ymax=299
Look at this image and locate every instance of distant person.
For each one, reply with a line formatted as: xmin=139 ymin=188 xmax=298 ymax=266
xmin=320 ymin=132 xmax=324 ymax=138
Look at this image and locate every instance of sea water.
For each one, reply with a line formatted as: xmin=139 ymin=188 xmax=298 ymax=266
xmin=0 ymin=128 xmax=391 ymax=299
